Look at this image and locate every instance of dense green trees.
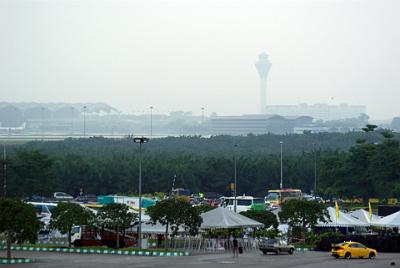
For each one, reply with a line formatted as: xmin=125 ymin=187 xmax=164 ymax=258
xmin=2 ymin=131 xmax=400 ymax=199
xmin=319 ymin=133 xmax=400 ymax=198
xmin=0 ymin=199 xmax=41 ymax=259
xmin=8 ymin=150 xmax=55 ymax=197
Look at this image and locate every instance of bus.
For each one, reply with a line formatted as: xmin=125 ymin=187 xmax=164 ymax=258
xmin=223 ymin=196 xmax=265 ymax=213
xmin=265 ymin=189 xmax=302 ymax=207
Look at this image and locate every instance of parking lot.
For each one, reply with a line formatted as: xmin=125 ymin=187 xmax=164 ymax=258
xmin=3 ymin=250 xmax=400 ymax=268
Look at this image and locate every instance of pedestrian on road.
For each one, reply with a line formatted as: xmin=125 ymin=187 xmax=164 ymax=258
xmin=233 ymin=237 xmax=239 ymax=258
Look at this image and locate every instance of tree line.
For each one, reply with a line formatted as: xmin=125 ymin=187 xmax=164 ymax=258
xmin=2 ymin=131 xmax=400 ymax=199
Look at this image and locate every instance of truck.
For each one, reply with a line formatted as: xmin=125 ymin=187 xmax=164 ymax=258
xmin=71 ymin=225 xmax=137 ymax=248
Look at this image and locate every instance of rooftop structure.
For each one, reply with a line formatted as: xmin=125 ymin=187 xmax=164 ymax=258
xmin=265 ymin=103 xmax=366 ymax=121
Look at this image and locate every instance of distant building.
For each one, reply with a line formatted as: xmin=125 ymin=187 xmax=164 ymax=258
xmin=210 ymin=114 xmax=313 ymax=135
xmin=264 ymin=103 xmax=366 ymax=121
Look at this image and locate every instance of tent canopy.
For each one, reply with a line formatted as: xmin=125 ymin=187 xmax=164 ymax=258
xmin=349 ymin=209 xmax=381 ymax=225
xmin=316 ymin=207 xmax=369 ymax=227
xmin=200 ymin=207 xmax=264 ymax=229
xmin=373 ymin=211 xmax=400 ymax=227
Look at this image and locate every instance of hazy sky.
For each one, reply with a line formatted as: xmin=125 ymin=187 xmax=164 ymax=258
xmin=1 ymin=0 xmax=399 ymax=119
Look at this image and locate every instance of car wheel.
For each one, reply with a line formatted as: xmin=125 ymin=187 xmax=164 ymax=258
xmin=369 ymin=252 xmax=376 ymax=259
xmin=288 ymin=248 xmax=294 ymax=255
xmin=262 ymin=251 xmax=267 ymax=255
xmin=334 ymin=255 xmax=339 ymax=259
xmin=344 ymin=252 xmax=351 ymax=259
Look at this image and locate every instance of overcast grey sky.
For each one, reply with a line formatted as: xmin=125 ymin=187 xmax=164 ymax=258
xmin=1 ymin=0 xmax=399 ymax=119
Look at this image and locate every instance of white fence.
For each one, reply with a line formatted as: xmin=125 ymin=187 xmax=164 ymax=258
xmin=165 ymin=237 xmax=259 ymax=253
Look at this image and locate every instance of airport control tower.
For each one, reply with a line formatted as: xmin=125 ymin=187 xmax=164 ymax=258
xmin=255 ymin=52 xmax=272 ymax=114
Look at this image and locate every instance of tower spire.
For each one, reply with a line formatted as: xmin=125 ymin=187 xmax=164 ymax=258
xmin=255 ymin=52 xmax=272 ymax=114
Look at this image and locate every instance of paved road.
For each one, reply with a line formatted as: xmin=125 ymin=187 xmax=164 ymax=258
xmin=3 ymin=250 xmax=400 ymax=268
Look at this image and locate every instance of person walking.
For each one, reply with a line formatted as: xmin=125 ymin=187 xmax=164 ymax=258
xmin=233 ymin=237 xmax=239 ymax=258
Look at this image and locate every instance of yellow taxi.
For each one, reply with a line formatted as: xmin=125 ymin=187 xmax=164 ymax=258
xmin=331 ymin=242 xmax=377 ymax=259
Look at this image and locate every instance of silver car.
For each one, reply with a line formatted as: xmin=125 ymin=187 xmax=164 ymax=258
xmin=259 ymin=238 xmax=295 ymax=255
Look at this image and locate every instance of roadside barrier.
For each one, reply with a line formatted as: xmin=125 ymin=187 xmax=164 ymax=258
xmin=0 ymin=258 xmax=33 ymax=264
xmin=1 ymin=245 xmax=190 ymax=257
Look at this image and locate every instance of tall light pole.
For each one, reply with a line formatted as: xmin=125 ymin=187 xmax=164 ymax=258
xmin=280 ymin=141 xmax=283 ymax=189
xmin=71 ymin=107 xmax=74 ymax=135
xmin=133 ymin=137 xmax=150 ymax=249
xmin=3 ymin=144 xmax=6 ymax=197
xmin=234 ymin=144 xmax=238 ymax=213
xmin=313 ymin=143 xmax=317 ymax=199
xmin=201 ymin=107 xmax=205 ymax=135
xmin=150 ymin=106 xmax=153 ymax=137
xmin=83 ymin=106 xmax=87 ymax=137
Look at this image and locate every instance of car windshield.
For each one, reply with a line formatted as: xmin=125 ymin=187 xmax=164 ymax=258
xmin=265 ymin=239 xmax=277 ymax=244
xmin=71 ymin=226 xmax=80 ymax=234
xmin=266 ymin=192 xmax=279 ymax=201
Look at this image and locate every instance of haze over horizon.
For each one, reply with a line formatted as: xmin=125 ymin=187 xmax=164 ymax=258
xmin=1 ymin=0 xmax=399 ymax=119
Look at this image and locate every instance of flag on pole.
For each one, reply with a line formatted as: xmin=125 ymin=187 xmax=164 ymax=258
xmin=335 ymin=201 xmax=340 ymax=220
xmin=369 ymin=202 xmax=372 ymax=220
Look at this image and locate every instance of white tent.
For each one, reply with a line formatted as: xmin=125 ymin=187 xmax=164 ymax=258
xmin=200 ymin=207 xmax=264 ymax=229
xmin=316 ymin=207 xmax=369 ymax=227
xmin=373 ymin=211 xmax=400 ymax=227
xmin=349 ymin=209 xmax=381 ymax=225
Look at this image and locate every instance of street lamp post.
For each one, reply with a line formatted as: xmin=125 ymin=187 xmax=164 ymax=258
xmin=3 ymin=144 xmax=6 ymax=197
xmin=280 ymin=141 xmax=283 ymax=189
xmin=150 ymin=106 xmax=153 ymax=137
xmin=71 ymin=107 xmax=74 ymax=135
xmin=83 ymin=106 xmax=87 ymax=137
xmin=133 ymin=137 xmax=150 ymax=249
xmin=234 ymin=144 xmax=238 ymax=213
xmin=313 ymin=143 xmax=317 ymax=199
xmin=201 ymin=107 xmax=205 ymax=135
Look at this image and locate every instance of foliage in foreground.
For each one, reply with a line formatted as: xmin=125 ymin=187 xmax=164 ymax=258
xmin=0 ymin=198 xmax=41 ymax=259
xmin=147 ymin=198 xmax=202 ymax=250
xmin=279 ymin=199 xmax=328 ymax=238
xmin=97 ymin=203 xmax=137 ymax=248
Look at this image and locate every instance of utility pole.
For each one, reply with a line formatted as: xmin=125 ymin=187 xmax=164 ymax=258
xmin=234 ymin=144 xmax=238 ymax=213
xmin=150 ymin=106 xmax=153 ymax=138
xmin=280 ymin=141 xmax=283 ymax=189
xmin=133 ymin=137 xmax=149 ymax=249
xmin=201 ymin=107 xmax=205 ymax=136
xmin=3 ymin=144 xmax=7 ymax=197
xmin=314 ymin=143 xmax=317 ymax=199
xmin=83 ymin=106 xmax=87 ymax=137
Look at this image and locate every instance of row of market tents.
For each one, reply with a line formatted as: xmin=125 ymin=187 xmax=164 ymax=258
xmin=140 ymin=206 xmax=400 ymax=233
xmin=317 ymin=207 xmax=400 ymax=228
